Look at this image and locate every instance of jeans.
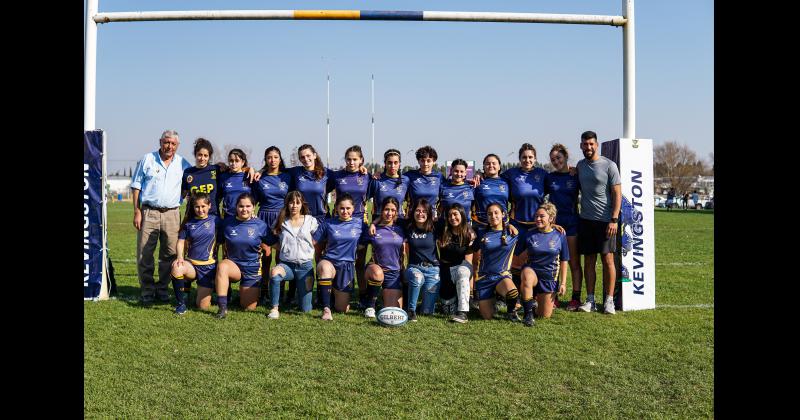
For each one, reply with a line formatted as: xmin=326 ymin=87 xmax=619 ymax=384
xmin=405 ymin=264 xmax=440 ymax=314
xmin=272 ymin=261 xmax=314 ymax=312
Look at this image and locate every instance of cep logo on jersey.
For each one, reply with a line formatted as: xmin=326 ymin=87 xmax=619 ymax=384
xmin=190 ymin=184 xmax=214 ymax=194
xmin=247 ymin=228 xmax=256 ymax=238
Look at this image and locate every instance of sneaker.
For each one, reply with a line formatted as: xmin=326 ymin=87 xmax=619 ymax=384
xmin=469 ymin=298 xmax=479 ymax=310
xmin=566 ymin=299 xmax=581 ymax=311
xmin=578 ymin=300 xmax=596 ymax=313
xmin=408 ymin=310 xmax=418 ymax=322
xmin=267 ymin=308 xmax=280 ymax=319
xmin=508 ymin=310 xmax=521 ymax=323
xmin=523 ymin=311 xmax=535 ymax=327
xmin=140 ymin=295 xmax=154 ymax=305
xmin=321 ymin=307 xmax=333 ymax=321
xmin=215 ymin=309 xmax=227 ymax=319
xmin=450 ymin=311 xmax=468 ymax=324
xmin=157 ymin=294 xmax=171 ymax=303
xmin=364 ymin=307 xmax=376 ymax=318
xmin=603 ymin=299 xmax=616 ymax=315
xmin=174 ymin=303 xmax=187 ymax=315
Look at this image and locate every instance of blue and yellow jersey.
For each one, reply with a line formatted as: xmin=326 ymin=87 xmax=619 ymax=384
xmin=501 ymin=167 xmax=548 ymax=223
xmin=524 ymin=229 xmax=569 ymax=282
xmin=218 ymin=171 xmax=253 ymax=219
xmin=328 ymin=169 xmax=372 ymax=222
xmin=544 ymin=171 xmax=580 ymax=219
xmin=178 ymin=216 xmax=220 ymax=265
xmin=313 ymin=217 xmax=367 ymax=263
xmin=406 ymin=170 xmax=444 ymax=209
xmin=182 ymin=164 xmax=220 ymax=215
xmin=290 ymin=166 xmax=333 ymax=219
xmin=473 ymin=176 xmax=510 ymax=225
xmin=252 ymin=171 xmax=293 ymax=213
xmin=475 ymin=227 xmax=519 ymax=277
xmin=370 ymin=173 xmax=410 ymax=219
xmin=439 ymin=180 xmax=475 ymax=221
xmin=218 ymin=217 xmax=269 ymax=268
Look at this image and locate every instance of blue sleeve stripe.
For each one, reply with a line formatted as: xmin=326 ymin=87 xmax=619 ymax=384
xmin=360 ymin=10 xmax=423 ymax=21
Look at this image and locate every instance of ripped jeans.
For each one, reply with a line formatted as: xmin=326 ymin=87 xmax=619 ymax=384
xmin=405 ymin=264 xmax=440 ymax=314
xmin=440 ymin=261 xmax=473 ymax=313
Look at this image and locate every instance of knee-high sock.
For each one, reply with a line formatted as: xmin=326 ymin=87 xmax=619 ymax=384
xmin=172 ymin=276 xmax=185 ymax=305
xmin=367 ymin=279 xmax=382 ymax=309
xmin=505 ymin=289 xmax=519 ymax=312
xmin=318 ymin=278 xmax=333 ymax=309
xmin=522 ymin=295 xmax=535 ymax=316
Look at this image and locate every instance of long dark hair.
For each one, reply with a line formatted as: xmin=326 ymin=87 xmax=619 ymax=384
xmin=273 ymin=191 xmax=310 ymax=236
xmin=485 ymin=202 xmax=510 ymax=246
xmin=383 ymin=148 xmax=403 ymax=188
xmin=439 ymin=203 xmax=474 ymax=248
xmin=260 ymin=146 xmax=287 ymax=174
xmin=181 ymin=192 xmax=211 ymax=232
xmin=298 ymin=144 xmax=325 ymax=180
xmin=407 ymin=198 xmax=434 ymax=233
xmin=228 ymin=148 xmax=248 ymax=168
xmin=377 ymin=196 xmax=401 ymax=226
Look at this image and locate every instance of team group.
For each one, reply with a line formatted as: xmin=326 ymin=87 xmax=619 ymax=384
xmin=131 ymin=130 xmax=621 ymax=326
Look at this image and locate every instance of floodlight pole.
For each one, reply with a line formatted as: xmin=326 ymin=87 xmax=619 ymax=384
xmin=371 ymin=74 xmax=375 ymax=169
xmin=84 ymin=0 xmax=98 ymax=131
xmin=622 ymin=0 xmax=635 ymax=139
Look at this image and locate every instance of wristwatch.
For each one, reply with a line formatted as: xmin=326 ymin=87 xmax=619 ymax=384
xmin=610 ymin=217 xmax=619 ymax=223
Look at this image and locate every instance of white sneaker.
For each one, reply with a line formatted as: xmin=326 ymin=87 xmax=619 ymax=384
xmin=267 ymin=308 xmax=280 ymax=319
xmin=578 ymin=300 xmax=596 ymax=312
xmin=603 ymin=299 xmax=616 ymax=315
xmin=364 ymin=307 xmax=376 ymax=318
xmin=321 ymin=307 xmax=333 ymax=321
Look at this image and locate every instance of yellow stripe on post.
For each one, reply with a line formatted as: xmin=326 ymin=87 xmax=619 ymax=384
xmin=294 ymin=10 xmax=360 ymax=20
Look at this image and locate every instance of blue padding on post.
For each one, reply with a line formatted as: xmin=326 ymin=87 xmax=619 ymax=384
xmin=361 ymin=10 xmax=423 ymax=21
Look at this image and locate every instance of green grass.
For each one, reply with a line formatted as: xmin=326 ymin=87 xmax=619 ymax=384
xmin=85 ymin=202 xmax=714 ymax=418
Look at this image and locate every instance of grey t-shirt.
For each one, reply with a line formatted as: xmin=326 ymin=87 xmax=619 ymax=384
xmin=577 ymin=156 xmax=621 ymax=222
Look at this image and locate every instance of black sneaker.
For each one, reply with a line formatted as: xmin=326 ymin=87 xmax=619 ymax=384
xmin=408 ymin=310 xmax=418 ymax=322
xmin=140 ymin=295 xmax=154 ymax=306
xmin=523 ymin=312 xmax=535 ymax=327
xmin=215 ymin=309 xmax=227 ymax=319
xmin=451 ymin=311 xmax=468 ymax=324
xmin=157 ymin=294 xmax=171 ymax=303
xmin=508 ymin=310 xmax=521 ymax=322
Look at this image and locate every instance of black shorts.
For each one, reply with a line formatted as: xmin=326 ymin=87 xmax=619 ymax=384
xmin=578 ymin=218 xmax=617 ymax=255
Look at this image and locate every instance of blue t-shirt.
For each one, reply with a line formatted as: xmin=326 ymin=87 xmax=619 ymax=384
xmin=475 ymin=227 xmax=519 ymax=277
xmin=218 ymin=171 xmax=253 ymax=219
xmin=405 ymin=225 xmax=439 ymax=266
xmin=329 ymin=169 xmax=372 ymax=222
xmin=524 ymin=229 xmax=569 ymax=282
xmin=181 ymin=164 xmax=220 ymax=215
xmin=313 ymin=217 xmax=367 ymax=263
xmin=219 ymin=217 xmax=269 ymax=267
xmin=473 ymin=176 xmax=510 ymax=224
xmin=544 ymin=171 xmax=580 ymax=220
xmin=370 ymin=173 xmax=410 ymax=219
xmin=290 ymin=166 xmax=333 ymax=219
xmin=439 ymin=180 xmax=475 ymax=222
xmin=407 ymin=170 xmax=444 ymax=210
xmin=178 ymin=216 xmax=220 ymax=265
xmin=361 ymin=224 xmax=406 ymax=271
xmin=501 ymin=167 xmax=548 ymax=223
xmin=252 ymin=171 xmax=293 ymax=213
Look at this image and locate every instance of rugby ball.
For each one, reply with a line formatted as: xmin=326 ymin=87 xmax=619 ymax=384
xmin=376 ymin=306 xmax=408 ymax=327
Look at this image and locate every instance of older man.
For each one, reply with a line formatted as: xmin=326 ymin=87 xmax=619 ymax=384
xmin=130 ymin=130 xmax=192 ymax=304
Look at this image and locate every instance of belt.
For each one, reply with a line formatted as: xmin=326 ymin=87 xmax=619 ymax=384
xmin=416 ymin=261 xmax=437 ymax=267
xmin=143 ymin=204 xmax=178 ymax=212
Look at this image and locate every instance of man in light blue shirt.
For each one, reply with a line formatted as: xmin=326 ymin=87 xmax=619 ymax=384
xmin=130 ymin=129 xmax=192 ymax=303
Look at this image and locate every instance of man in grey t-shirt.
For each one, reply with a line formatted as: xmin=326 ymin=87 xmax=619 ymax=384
xmin=575 ymin=131 xmax=621 ymax=314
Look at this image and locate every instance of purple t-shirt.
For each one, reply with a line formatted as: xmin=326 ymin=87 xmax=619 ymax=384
xmin=361 ymin=224 xmax=405 ymax=271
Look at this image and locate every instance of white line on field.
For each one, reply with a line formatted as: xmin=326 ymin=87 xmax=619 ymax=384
xmin=656 ymin=262 xmax=708 ymax=266
xmin=657 ymin=304 xmax=714 ymax=309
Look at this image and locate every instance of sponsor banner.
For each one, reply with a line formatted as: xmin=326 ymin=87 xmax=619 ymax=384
xmin=84 ymin=130 xmax=104 ymax=299
xmin=602 ymin=138 xmax=656 ymax=310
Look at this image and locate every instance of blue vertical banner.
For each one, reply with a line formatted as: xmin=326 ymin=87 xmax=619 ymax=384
xmin=84 ymin=130 xmax=104 ymax=299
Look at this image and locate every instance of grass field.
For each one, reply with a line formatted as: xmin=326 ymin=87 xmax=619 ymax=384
xmin=84 ymin=202 xmax=714 ymax=418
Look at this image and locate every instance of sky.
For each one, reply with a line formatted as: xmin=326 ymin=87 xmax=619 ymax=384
xmin=88 ymin=0 xmax=713 ymax=174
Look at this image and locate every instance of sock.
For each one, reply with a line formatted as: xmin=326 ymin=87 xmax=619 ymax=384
xmin=572 ymin=290 xmax=581 ymax=301
xmin=318 ymin=278 xmax=333 ymax=309
xmin=505 ymin=289 xmax=519 ymax=313
xmin=522 ymin=296 xmax=535 ymax=316
xmin=172 ymin=276 xmax=185 ymax=306
xmin=367 ymin=279 xmax=382 ymax=309
xmin=586 ymin=293 xmax=595 ymax=303
xmin=218 ymin=295 xmax=228 ymax=312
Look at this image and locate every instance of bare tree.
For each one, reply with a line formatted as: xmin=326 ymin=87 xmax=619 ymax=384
xmin=290 ymin=146 xmax=299 ymax=168
xmin=707 ymin=152 xmax=714 ymax=175
xmin=654 ymin=141 xmax=704 ymax=194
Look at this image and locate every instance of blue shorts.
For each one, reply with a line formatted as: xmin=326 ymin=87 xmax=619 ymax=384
xmin=558 ymin=213 xmax=578 ymax=237
xmin=324 ymin=259 xmax=356 ymax=293
xmin=475 ymin=272 xmax=512 ymax=301
xmin=234 ymin=263 xmax=263 ymax=288
xmin=193 ymin=263 xmax=217 ymax=289
xmin=258 ymin=209 xmax=281 ymax=232
xmin=510 ymin=220 xmax=537 ymax=253
xmin=382 ymin=269 xmax=402 ymax=290
xmin=535 ymin=278 xmax=558 ymax=294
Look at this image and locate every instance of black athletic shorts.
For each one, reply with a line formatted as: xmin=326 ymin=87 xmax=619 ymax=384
xmin=578 ymin=218 xmax=617 ymax=255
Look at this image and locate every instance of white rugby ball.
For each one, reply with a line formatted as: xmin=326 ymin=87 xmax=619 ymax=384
xmin=376 ymin=306 xmax=408 ymax=327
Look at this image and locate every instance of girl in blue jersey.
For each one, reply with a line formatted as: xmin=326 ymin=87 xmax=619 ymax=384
xmin=545 ymin=144 xmax=583 ymax=311
xmin=218 ymin=149 xmax=254 ymax=219
xmin=314 ymin=193 xmax=369 ymax=320
xmin=404 ymin=198 xmax=440 ymax=321
xmin=362 ymin=197 xmax=407 ymax=317
xmin=473 ymin=154 xmax=510 ymax=226
xmin=472 ymin=202 xmax=522 ymax=321
xmin=436 ymin=203 xmax=477 ymax=324
xmin=171 ymin=192 xmax=220 ymax=314
xmin=290 ymin=144 xmax=333 ymax=227
xmin=328 ymin=145 xmax=373 ymax=310
xmin=370 ymin=149 xmax=410 ymax=223
xmin=214 ymin=193 xmax=271 ymax=319
xmin=439 ymin=159 xmax=475 ymax=224
xmin=406 ymin=146 xmax=444 ymax=220
xmin=265 ymin=191 xmax=321 ymax=318
xmin=518 ymin=203 xmax=570 ymax=326
xmin=252 ymin=146 xmax=294 ymax=306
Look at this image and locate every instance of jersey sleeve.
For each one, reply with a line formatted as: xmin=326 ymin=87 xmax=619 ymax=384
xmin=178 ymin=225 xmax=188 ymax=240
xmin=312 ymin=223 xmax=327 ymax=243
xmin=130 ymin=157 xmax=146 ymax=190
xmin=264 ymin=227 xmax=279 ymax=247
xmin=358 ymin=223 xmax=373 ymax=245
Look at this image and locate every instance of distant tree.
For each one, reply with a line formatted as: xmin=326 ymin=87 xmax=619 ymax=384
xmin=654 ymin=141 xmax=704 ymax=194
xmin=290 ymin=146 xmax=298 ymax=167
xmin=707 ymin=152 xmax=714 ymax=175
